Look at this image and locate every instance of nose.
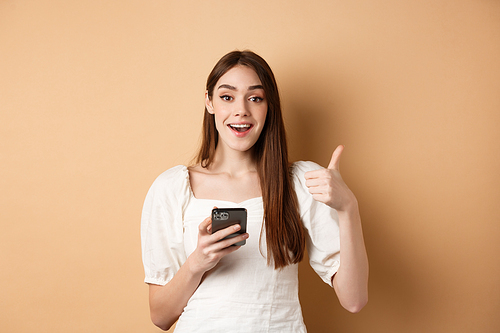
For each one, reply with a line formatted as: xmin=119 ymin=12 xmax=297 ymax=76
xmin=233 ymin=99 xmax=250 ymax=117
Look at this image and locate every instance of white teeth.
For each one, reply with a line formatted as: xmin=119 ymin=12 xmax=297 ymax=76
xmin=230 ymin=124 xmax=251 ymax=128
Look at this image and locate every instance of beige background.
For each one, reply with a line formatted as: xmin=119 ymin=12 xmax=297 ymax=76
xmin=1 ymin=1 xmax=499 ymax=332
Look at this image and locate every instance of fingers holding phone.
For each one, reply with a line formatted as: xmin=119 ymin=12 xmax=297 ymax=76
xmin=190 ymin=209 xmax=248 ymax=274
xmin=211 ymin=223 xmax=248 ymax=249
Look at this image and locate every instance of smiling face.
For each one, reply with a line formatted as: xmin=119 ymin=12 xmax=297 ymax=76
xmin=205 ymin=65 xmax=268 ymax=154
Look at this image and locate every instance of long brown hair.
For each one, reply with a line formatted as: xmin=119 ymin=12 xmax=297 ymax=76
xmin=195 ymin=50 xmax=305 ymax=269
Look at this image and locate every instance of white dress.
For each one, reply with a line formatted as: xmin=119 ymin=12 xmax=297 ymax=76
xmin=141 ymin=161 xmax=341 ymax=332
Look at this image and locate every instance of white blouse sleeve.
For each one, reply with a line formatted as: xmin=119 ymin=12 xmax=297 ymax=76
xmin=141 ymin=165 xmax=190 ymax=285
xmin=292 ymin=161 xmax=341 ymax=287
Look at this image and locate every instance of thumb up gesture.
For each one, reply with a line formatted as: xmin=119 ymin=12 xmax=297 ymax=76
xmin=304 ymin=145 xmax=357 ymax=212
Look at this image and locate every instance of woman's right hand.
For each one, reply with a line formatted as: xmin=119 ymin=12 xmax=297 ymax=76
xmin=189 ymin=216 xmax=248 ymax=275
xmin=149 ymin=215 xmax=247 ymax=331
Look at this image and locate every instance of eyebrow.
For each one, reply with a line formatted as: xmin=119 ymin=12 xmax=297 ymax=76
xmin=217 ymin=84 xmax=264 ymax=91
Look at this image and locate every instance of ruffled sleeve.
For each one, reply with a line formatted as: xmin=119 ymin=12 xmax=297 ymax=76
xmin=141 ymin=165 xmax=191 ymax=285
xmin=292 ymin=161 xmax=341 ymax=287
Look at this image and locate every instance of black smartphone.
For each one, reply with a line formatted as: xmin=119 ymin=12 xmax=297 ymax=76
xmin=211 ymin=208 xmax=247 ymax=246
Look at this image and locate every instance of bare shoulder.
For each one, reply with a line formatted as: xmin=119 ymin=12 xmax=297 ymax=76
xmin=187 ymin=164 xmax=205 ymax=175
xmin=187 ymin=164 xmax=211 ymax=183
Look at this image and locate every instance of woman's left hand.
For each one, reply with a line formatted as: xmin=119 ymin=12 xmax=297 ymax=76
xmin=305 ymin=145 xmax=368 ymax=312
xmin=304 ymin=145 xmax=357 ymax=212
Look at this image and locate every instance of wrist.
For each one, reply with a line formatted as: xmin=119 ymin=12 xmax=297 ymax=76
xmin=337 ymin=195 xmax=359 ymax=213
xmin=185 ymin=253 xmax=207 ymax=279
xmin=337 ymin=198 xmax=360 ymax=220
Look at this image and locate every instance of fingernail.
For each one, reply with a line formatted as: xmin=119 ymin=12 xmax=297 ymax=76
xmin=234 ymin=225 xmax=241 ymax=230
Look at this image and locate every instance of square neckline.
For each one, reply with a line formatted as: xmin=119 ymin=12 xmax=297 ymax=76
xmin=184 ymin=165 xmax=263 ymax=206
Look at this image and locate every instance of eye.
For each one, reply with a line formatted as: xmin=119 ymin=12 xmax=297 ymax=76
xmin=220 ymin=95 xmax=233 ymax=101
xmin=249 ymin=96 xmax=264 ymax=102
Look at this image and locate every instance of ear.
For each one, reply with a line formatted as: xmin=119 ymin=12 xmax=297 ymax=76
xmin=205 ymin=91 xmax=214 ymax=114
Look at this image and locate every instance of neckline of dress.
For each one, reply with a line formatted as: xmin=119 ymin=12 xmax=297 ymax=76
xmin=183 ymin=165 xmax=263 ymax=205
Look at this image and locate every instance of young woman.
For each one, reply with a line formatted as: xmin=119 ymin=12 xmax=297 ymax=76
xmin=141 ymin=50 xmax=368 ymax=332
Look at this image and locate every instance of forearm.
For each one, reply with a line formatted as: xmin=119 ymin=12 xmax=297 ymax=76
xmin=149 ymin=256 xmax=204 ymax=331
xmin=332 ymin=201 xmax=369 ymax=313
xmin=148 ymin=219 xmax=246 ymax=330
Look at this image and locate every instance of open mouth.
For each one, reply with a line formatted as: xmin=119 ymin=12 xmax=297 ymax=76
xmin=228 ymin=124 xmax=252 ymax=133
